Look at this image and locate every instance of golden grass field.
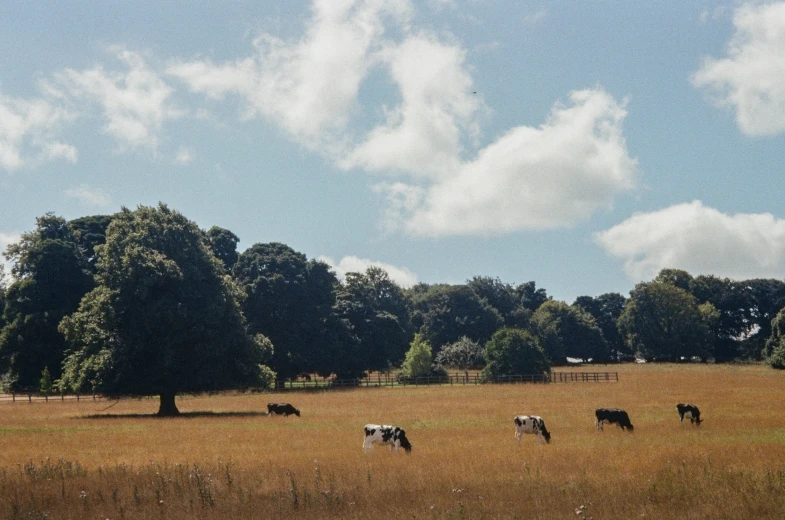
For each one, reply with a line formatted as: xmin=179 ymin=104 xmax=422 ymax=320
xmin=1 ymin=363 xmax=784 ymax=519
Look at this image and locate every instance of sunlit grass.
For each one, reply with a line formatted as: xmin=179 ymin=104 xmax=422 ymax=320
xmin=0 ymin=364 xmax=784 ymax=518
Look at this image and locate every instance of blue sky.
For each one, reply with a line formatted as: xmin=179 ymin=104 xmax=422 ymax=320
xmin=2 ymin=1 xmax=785 ymax=303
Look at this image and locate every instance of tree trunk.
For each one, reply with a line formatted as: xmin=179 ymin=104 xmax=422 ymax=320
xmin=157 ymin=391 xmax=180 ymax=416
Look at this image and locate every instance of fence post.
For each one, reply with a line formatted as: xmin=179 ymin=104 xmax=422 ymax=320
xmin=28 ymin=394 xmax=32 ymax=403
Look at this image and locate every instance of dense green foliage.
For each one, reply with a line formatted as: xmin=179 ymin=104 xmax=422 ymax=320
xmin=618 ymin=281 xmax=714 ymax=361
xmin=335 ymin=267 xmax=411 ymax=374
xmin=574 ymin=293 xmax=628 ymax=360
xmin=57 ymin=204 xmax=274 ymax=415
xmin=408 ymin=283 xmax=503 ymax=354
xmin=482 ymin=327 xmax=550 ymax=380
xmin=233 ymin=242 xmax=350 ymax=380
xmin=765 ymin=308 xmax=785 ymax=369
xmin=0 ymin=214 xmax=94 ymax=390
xmin=3 ymin=206 xmax=785 ymax=403
xmin=531 ymin=300 xmax=608 ymax=364
xmin=398 ymin=333 xmax=437 ymax=380
xmin=205 ymin=226 xmax=240 ymax=272
xmin=435 ymin=336 xmax=485 ymax=370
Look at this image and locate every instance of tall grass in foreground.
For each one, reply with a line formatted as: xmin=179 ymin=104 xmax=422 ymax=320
xmin=1 ymin=364 xmax=784 ymax=518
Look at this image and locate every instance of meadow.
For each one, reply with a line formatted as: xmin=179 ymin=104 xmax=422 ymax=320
xmin=1 ymin=364 xmax=784 ymax=519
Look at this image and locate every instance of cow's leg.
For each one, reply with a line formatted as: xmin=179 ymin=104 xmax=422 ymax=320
xmin=515 ymin=429 xmax=522 ymax=443
xmin=535 ymin=431 xmax=542 ymax=444
xmin=596 ymin=420 xmax=603 ymax=431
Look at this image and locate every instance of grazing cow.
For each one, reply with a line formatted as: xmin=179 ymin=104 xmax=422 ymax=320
xmin=595 ymin=408 xmax=634 ymax=431
xmin=267 ymin=403 xmax=300 ymax=417
xmin=514 ymin=415 xmax=551 ymax=444
xmin=363 ymin=424 xmax=412 ymax=453
xmin=676 ymin=403 xmax=702 ymax=425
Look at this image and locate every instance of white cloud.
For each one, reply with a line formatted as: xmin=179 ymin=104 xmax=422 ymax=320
xmin=340 ymin=33 xmax=482 ymax=178
xmin=54 ymin=47 xmax=182 ymax=150
xmin=595 ymin=201 xmax=785 ymax=281
xmin=319 ymin=255 xmax=419 ymax=288
xmin=175 ymin=146 xmax=193 ymax=164
xmin=45 ymin=142 xmax=78 ymax=163
xmin=523 ymin=8 xmax=548 ymax=27
xmin=64 ymin=185 xmax=112 ymax=207
xmin=379 ymin=88 xmax=637 ymax=236
xmin=692 ymin=2 xmax=785 ymax=136
xmin=169 ymin=0 xmax=413 ymax=152
xmin=0 ymin=88 xmax=76 ymax=171
xmin=169 ymin=1 xmax=636 ymax=237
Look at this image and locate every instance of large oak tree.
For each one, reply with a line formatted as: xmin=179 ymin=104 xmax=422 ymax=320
xmin=58 ymin=204 xmax=273 ymax=415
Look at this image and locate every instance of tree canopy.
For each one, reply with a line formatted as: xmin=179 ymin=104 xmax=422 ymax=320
xmin=335 ymin=267 xmax=412 ymax=375
xmin=574 ymin=293 xmax=628 ymax=360
xmin=435 ymin=336 xmax=485 ymax=371
xmin=58 ymin=204 xmax=273 ymax=415
xmin=205 ymin=226 xmax=240 ymax=272
xmin=0 ymin=214 xmax=94 ymax=390
xmin=482 ymin=328 xmax=550 ymax=381
xmin=409 ymin=284 xmax=503 ymax=354
xmin=233 ymin=242 xmax=348 ymax=380
xmin=531 ymin=300 xmax=608 ymax=364
xmin=618 ymin=281 xmax=714 ymax=361
xmin=398 ymin=333 xmax=437 ymax=380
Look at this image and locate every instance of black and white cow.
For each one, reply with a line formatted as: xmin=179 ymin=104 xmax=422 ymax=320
xmin=676 ymin=403 xmax=702 ymax=425
xmin=595 ymin=408 xmax=634 ymax=431
xmin=513 ymin=415 xmax=551 ymax=444
xmin=267 ymin=403 xmax=300 ymax=417
xmin=363 ymin=424 xmax=412 ymax=453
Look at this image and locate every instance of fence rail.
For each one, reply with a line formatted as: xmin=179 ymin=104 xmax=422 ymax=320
xmin=0 ymin=392 xmax=101 ymax=404
xmin=0 ymin=372 xmax=618 ymax=403
xmin=275 ymin=371 xmax=618 ymax=390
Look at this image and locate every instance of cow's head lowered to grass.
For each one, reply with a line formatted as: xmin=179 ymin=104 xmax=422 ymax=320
xmin=514 ymin=415 xmax=551 ymax=444
xmin=363 ymin=424 xmax=412 ymax=453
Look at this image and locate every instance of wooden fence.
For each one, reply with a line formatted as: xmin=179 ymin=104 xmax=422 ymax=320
xmin=0 ymin=392 xmax=101 ymax=404
xmin=275 ymin=371 xmax=618 ymax=390
xmin=0 ymin=372 xmax=618 ymax=403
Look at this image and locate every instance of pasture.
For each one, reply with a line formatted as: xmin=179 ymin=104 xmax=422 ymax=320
xmin=1 ymin=364 xmax=784 ymax=519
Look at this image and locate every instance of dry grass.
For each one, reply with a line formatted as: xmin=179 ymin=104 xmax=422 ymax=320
xmin=1 ymin=363 xmax=785 ymax=519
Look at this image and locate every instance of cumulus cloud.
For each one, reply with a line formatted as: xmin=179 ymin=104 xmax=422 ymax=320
xmin=523 ymin=8 xmax=548 ymax=27
xmin=0 ymin=89 xmax=76 ymax=171
xmin=168 ymin=0 xmax=635 ymax=236
xmin=53 ymin=47 xmax=183 ymax=150
xmin=595 ymin=201 xmax=785 ymax=281
xmin=175 ymin=146 xmax=193 ymax=164
xmin=64 ymin=185 xmax=112 ymax=207
xmin=340 ymin=33 xmax=481 ymax=178
xmin=169 ymin=0 xmax=413 ymax=152
xmin=692 ymin=2 xmax=785 ymax=136
xmin=379 ymin=88 xmax=637 ymax=236
xmin=319 ymin=254 xmax=419 ymax=288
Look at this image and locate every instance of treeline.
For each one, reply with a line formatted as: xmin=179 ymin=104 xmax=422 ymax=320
xmin=2 ymin=204 xmax=785 ymax=414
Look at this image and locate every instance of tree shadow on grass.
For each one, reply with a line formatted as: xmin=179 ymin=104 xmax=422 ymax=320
xmin=82 ymin=411 xmax=270 ymax=420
